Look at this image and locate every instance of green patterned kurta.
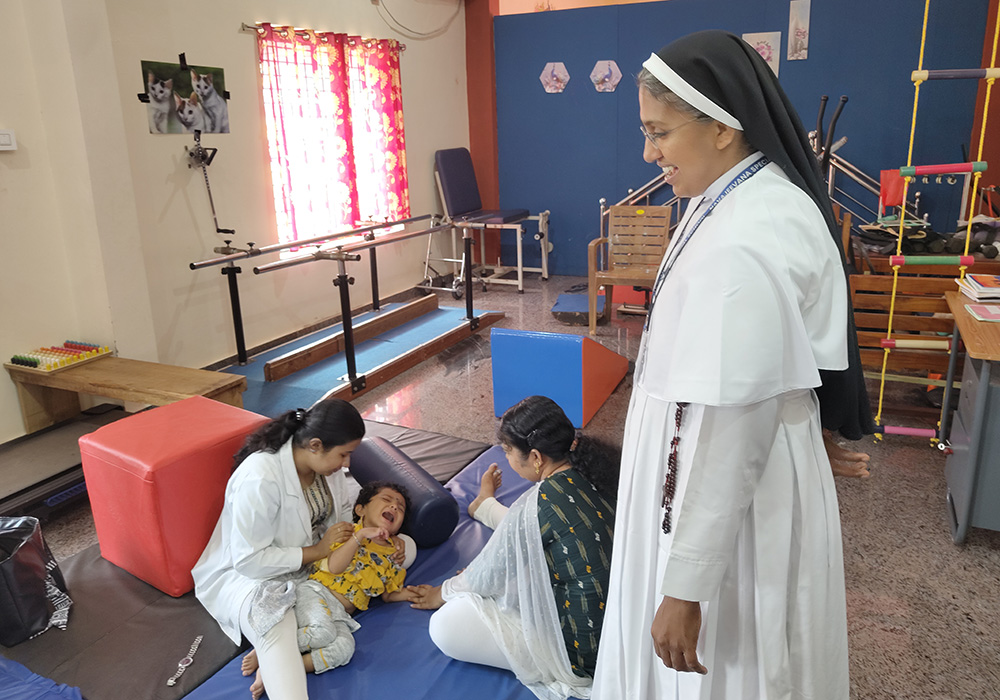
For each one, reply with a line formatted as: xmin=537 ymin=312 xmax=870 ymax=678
xmin=537 ymin=468 xmax=615 ymax=677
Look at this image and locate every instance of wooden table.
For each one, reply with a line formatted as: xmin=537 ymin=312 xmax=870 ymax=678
xmin=5 ymin=356 xmax=246 ymax=434
xmin=939 ymin=291 xmax=1000 ymax=543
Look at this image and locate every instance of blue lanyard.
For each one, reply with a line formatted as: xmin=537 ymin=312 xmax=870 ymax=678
xmin=647 ymin=156 xmax=770 ymax=326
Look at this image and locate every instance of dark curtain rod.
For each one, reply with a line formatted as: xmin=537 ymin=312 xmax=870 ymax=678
xmin=240 ymin=22 xmax=406 ymax=50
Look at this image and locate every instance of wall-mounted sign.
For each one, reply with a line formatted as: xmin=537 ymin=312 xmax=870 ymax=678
xmin=540 ymin=62 xmax=570 ymax=93
xmin=742 ymin=32 xmax=782 ymax=77
xmin=590 ymin=60 xmax=622 ymax=93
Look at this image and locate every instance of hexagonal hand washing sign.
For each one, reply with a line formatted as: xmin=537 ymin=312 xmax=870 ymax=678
xmin=540 ymin=62 xmax=570 ymax=93
xmin=590 ymin=60 xmax=621 ymax=93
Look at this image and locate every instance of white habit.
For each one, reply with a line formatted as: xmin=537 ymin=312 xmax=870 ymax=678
xmin=592 ymin=155 xmax=850 ymax=699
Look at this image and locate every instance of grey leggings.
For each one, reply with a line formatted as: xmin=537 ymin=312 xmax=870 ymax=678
xmin=294 ymin=580 xmax=361 ymax=674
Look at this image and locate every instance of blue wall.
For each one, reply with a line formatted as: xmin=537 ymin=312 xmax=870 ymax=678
xmin=495 ymin=0 xmax=989 ymax=276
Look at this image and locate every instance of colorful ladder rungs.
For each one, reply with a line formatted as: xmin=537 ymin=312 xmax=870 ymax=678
xmin=899 ymin=161 xmax=987 ymax=177
xmin=880 ymin=425 xmax=938 ymax=439
xmin=911 ymin=68 xmax=1000 ymax=82
xmin=880 ymin=338 xmax=951 ymax=351
xmin=888 ymin=255 xmax=974 ymax=267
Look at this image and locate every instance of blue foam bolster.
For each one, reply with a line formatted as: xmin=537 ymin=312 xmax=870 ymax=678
xmin=348 ymin=437 xmax=459 ymax=548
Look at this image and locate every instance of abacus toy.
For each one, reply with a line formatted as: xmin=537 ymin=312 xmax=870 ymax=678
xmin=7 ymin=341 xmax=112 ymax=373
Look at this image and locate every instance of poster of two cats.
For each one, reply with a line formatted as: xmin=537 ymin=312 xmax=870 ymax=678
xmin=141 ymin=60 xmax=230 ymax=134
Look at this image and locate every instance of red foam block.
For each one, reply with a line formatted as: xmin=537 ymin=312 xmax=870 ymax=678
xmin=79 ymin=396 xmax=269 ymax=596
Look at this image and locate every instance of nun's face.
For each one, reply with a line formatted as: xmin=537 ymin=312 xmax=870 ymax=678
xmin=639 ymin=87 xmax=741 ymax=198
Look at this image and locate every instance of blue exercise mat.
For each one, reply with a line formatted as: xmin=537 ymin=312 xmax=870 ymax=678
xmin=0 ymin=658 xmax=83 ymax=700
xmin=185 ymin=446 xmax=582 ymax=700
xmin=550 ymin=293 xmax=603 ymax=314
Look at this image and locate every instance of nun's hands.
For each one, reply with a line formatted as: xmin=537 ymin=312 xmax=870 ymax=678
xmin=651 ymin=596 xmax=708 ymax=675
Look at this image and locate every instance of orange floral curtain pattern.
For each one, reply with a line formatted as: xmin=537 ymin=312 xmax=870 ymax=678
xmin=257 ymin=25 xmax=409 ymax=244
xmin=346 ymin=38 xmax=410 ymax=225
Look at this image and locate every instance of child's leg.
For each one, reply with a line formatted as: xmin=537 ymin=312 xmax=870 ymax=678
xmin=306 ymin=620 xmax=356 ymax=674
xmin=294 ymin=580 xmax=359 ymax=674
xmin=428 ymin=596 xmax=512 ymax=670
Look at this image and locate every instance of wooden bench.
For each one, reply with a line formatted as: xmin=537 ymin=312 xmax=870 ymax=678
xmin=5 ymin=356 xmax=246 ymax=434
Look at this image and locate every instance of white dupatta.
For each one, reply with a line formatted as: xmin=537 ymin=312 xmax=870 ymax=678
xmin=441 ymin=484 xmax=591 ymax=700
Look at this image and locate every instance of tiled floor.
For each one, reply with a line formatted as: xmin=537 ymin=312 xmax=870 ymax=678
xmin=38 ymin=273 xmax=1000 ymax=699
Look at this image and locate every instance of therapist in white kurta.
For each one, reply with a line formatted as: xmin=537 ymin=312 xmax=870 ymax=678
xmin=592 ymin=31 xmax=852 ymax=700
xmin=193 ymin=438 xmax=357 ymax=646
xmin=192 ymin=400 xmax=414 ymax=700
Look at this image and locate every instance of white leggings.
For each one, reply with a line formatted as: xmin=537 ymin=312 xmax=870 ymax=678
xmin=239 ymin=595 xmax=308 ymax=700
xmin=428 ymin=596 xmax=512 ymax=671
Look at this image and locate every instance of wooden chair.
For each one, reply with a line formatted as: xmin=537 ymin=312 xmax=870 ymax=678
xmin=587 ymin=205 xmax=671 ymax=335
xmin=588 ymin=205 xmax=672 ymax=335
xmin=850 ymin=273 xmax=962 ymax=415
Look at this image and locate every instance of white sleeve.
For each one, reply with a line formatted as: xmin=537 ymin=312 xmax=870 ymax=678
xmin=398 ymin=533 xmax=417 ymax=569
xmin=472 ymin=497 xmax=509 ymax=530
xmin=660 ymin=396 xmax=783 ymax=602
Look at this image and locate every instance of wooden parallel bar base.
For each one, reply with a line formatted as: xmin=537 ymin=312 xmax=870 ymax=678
xmin=322 ymin=311 xmax=505 ymax=403
xmin=264 ymin=295 xmax=440 ymax=382
xmin=5 ymin=356 xmax=246 ymax=434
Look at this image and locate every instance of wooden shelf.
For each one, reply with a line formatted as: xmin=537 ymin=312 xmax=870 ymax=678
xmin=5 ymin=356 xmax=247 ymax=434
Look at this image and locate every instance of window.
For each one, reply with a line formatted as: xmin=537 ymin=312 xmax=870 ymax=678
xmin=257 ymin=24 xmax=410 ymax=244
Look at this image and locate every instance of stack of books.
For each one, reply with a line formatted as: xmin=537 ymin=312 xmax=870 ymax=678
xmin=955 ymin=274 xmax=1000 ymax=302
xmin=965 ymin=303 xmax=1000 ymax=323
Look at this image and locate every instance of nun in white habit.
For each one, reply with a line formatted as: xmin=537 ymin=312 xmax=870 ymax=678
xmin=591 ymin=30 xmax=863 ymax=699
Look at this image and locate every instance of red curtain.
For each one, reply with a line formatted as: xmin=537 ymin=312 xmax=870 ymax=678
xmin=346 ymin=38 xmax=410 ymax=225
xmin=257 ymin=25 xmax=409 ymax=244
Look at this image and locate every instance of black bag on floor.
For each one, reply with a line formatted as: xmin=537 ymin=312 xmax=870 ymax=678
xmin=0 ymin=516 xmax=72 ymax=647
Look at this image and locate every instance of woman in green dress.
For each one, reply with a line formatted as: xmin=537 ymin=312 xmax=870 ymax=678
xmin=410 ymin=396 xmax=619 ymax=700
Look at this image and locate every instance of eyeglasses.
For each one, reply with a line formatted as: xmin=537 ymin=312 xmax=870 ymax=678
xmin=640 ymin=119 xmax=697 ymax=148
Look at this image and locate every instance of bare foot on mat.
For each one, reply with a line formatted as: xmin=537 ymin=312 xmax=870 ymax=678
xmin=468 ymin=463 xmax=503 ymax=517
xmin=249 ymin=669 xmax=265 ymax=700
xmin=241 ymin=649 xmax=259 ymax=676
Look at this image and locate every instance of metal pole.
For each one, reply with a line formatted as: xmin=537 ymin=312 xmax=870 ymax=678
xmin=190 ymin=214 xmax=433 ymax=270
xmin=463 ymin=228 xmax=478 ymax=329
xmin=221 ymin=264 xmax=248 ymax=365
xmin=365 ymin=232 xmax=380 ymax=311
xmin=331 ymin=255 xmax=365 ymax=393
xmin=938 ymin=322 xmax=961 ymax=442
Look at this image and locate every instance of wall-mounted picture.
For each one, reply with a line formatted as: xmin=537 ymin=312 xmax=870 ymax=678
xmin=742 ymin=31 xmax=782 ymax=77
xmin=788 ymin=0 xmax=811 ymax=61
xmin=590 ymin=60 xmax=622 ymax=93
xmin=140 ymin=60 xmax=230 ymax=135
xmin=540 ymin=62 xmax=570 ymax=93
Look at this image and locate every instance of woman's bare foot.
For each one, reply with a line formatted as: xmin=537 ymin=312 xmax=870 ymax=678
xmin=824 ymin=429 xmax=871 ymax=479
xmin=468 ymin=463 xmax=503 ymax=517
xmin=241 ymin=649 xmax=259 ymax=676
xmin=249 ymin=669 xmax=265 ymax=700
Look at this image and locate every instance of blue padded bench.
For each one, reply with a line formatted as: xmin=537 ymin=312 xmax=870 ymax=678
xmin=431 ymin=147 xmax=549 ymax=293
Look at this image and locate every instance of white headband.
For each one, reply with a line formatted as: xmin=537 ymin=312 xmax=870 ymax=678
xmin=642 ymin=52 xmax=744 ymax=131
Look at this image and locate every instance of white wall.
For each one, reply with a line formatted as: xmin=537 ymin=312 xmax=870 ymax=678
xmin=0 ymin=0 xmax=470 ymax=442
